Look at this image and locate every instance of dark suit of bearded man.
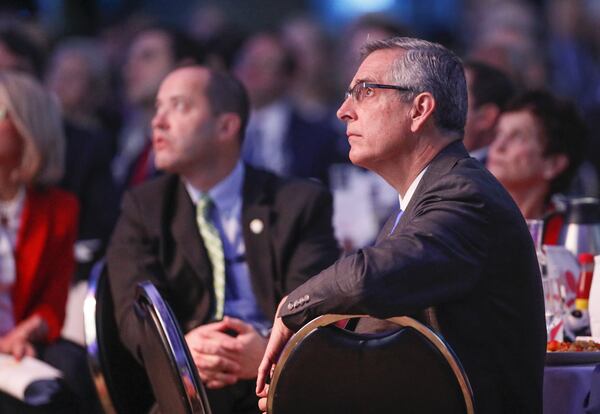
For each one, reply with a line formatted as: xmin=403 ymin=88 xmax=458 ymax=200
xmin=107 ymin=164 xmax=339 ymax=413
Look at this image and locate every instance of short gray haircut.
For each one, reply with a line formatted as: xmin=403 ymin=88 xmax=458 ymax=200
xmin=362 ymin=37 xmax=467 ymax=135
xmin=0 ymin=71 xmax=65 ymax=186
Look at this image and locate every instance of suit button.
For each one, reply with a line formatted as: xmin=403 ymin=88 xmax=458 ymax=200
xmin=293 ymin=299 xmax=300 ymax=308
xmin=303 ymin=294 xmax=310 ymax=302
xmin=287 ymin=302 xmax=294 ymax=310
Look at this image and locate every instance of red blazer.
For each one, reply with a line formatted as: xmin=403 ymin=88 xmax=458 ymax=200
xmin=11 ymin=187 xmax=79 ymax=342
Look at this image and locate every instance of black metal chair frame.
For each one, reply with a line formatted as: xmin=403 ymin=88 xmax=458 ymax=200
xmin=267 ymin=314 xmax=475 ymax=414
xmin=135 ymin=281 xmax=212 ymax=414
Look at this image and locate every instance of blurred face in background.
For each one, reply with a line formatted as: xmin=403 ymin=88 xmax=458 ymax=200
xmin=487 ymin=110 xmax=549 ymax=191
xmin=124 ymin=30 xmax=175 ymax=108
xmin=234 ymin=34 xmax=290 ymax=109
xmin=47 ymin=51 xmax=91 ymax=114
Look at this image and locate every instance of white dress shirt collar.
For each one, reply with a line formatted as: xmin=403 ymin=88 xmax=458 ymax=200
xmin=398 ymin=166 xmax=429 ymax=212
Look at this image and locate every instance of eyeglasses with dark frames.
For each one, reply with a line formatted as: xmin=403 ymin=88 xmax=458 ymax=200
xmin=344 ymin=82 xmax=413 ymax=103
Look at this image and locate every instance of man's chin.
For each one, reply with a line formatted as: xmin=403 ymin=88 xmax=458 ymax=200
xmin=349 ymin=152 xmax=369 ymax=169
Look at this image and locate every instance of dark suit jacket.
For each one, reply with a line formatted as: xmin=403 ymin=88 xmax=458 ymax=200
xmin=107 ymin=165 xmax=339 ymax=362
xmin=281 ymin=141 xmax=547 ymax=414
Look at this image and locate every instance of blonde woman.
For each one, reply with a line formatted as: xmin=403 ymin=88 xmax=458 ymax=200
xmin=0 ymin=71 xmax=83 ymax=412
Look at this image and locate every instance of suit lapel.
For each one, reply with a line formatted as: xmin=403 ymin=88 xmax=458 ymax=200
xmin=376 ymin=206 xmax=402 ymax=244
xmin=170 ymin=179 xmax=213 ymax=288
xmin=384 ymin=140 xmax=468 ymax=238
xmin=242 ymin=166 xmax=277 ymax=319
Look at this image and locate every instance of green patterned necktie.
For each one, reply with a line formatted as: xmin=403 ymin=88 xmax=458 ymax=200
xmin=196 ymin=194 xmax=226 ymax=320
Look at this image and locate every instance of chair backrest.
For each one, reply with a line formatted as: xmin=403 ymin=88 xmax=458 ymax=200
xmin=135 ymin=281 xmax=212 ymax=414
xmin=83 ymin=261 xmax=154 ymax=414
xmin=268 ymin=314 xmax=474 ymax=414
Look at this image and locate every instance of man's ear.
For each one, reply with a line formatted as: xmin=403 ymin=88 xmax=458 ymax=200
xmin=217 ymin=113 xmax=242 ymax=141
xmin=410 ymin=92 xmax=436 ymax=132
xmin=542 ymin=153 xmax=569 ymax=180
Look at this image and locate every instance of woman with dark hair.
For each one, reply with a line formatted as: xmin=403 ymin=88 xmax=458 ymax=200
xmin=487 ymin=90 xmax=587 ymax=243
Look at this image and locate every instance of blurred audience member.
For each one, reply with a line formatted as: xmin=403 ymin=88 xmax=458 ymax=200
xmin=337 ymin=13 xmax=410 ymax=93
xmin=112 ymin=25 xmax=204 ymax=192
xmin=546 ymin=0 xmax=600 ymax=113
xmin=487 ymin=90 xmax=586 ymax=244
xmin=465 ymin=0 xmax=546 ymax=90
xmin=185 ymin=5 xmax=246 ymax=73
xmin=46 ymin=38 xmax=119 ymax=279
xmin=0 ymin=71 xmax=95 ymax=413
xmin=0 ymin=23 xmax=45 ymax=79
xmin=1 ymin=24 xmax=119 ymax=280
xmin=235 ymin=32 xmax=344 ymax=185
xmin=281 ymin=15 xmax=337 ymax=120
xmin=463 ymin=60 xmax=516 ymax=163
xmin=46 ymin=37 xmax=110 ymax=132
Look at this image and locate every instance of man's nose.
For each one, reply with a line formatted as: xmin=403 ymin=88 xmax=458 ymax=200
xmin=151 ymin=109 xmax=167 ymax=130
xmin=336 ymin=97 xmax=356 ymax=123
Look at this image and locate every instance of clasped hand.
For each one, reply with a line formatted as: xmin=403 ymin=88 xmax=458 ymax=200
xmin=185 ymin=316 xmax=268 ymax=389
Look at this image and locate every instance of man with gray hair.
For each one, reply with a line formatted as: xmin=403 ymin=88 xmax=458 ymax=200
xmin=257 ymin=37 xmax=545 ymax=413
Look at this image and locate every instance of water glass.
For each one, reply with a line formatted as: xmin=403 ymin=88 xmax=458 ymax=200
xmin=542 ymin=275 xmax=564 ymax=341
xmin=526 ymin=219 xmax=544 ymax=251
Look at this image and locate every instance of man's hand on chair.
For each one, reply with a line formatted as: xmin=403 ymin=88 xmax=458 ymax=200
xmin=185 ymin=316 xmax=268 ymax=389
xmin=256 ymin=297 xmax=294 ymax=413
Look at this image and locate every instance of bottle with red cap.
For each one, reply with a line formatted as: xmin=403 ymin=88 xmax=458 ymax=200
xmin=565 ymin=253 xmax=595 ymax=338
xmin=577 ymin=253 xmax=595 ymax=310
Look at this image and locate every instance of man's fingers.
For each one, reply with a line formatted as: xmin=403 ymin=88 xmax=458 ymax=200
xmin=193 ymin=353 xmax=241 ymax=374
xmin=256 ymin=356 xmax=273 ymax=395
xmin=220 ymin=316 xmax=252 ymax=334
xmin=198 ymin=370 xmax=238 ymax=388
xmin=187 ymin=320 xmax=229 ymax=336
xmin=257 ymin=383 xmax=269 ymax=398
xmin=258 ymin=395 xmax=268 ymax=413
xmin=188 ymin=337 xmax=241 ymax=358
xmin=187 ymin=330 xmax=243 ymax=354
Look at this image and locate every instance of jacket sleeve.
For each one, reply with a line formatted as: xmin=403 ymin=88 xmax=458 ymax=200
xmin=106 ymin=191 xmax=171 ymax=362
xmin=280 ymin=174 xmax=492 ymax=331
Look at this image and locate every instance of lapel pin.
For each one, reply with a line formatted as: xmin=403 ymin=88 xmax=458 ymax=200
xmin=250 ymin=218 xmax=264 ymax=234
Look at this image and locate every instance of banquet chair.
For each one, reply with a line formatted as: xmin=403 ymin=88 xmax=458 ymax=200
xmin=267 ymin=314 xmax=474 ymax=414
xmin=135 ymin=281 xmax=212 ymax=414
xmin=83 ymin=261 xmax=154 ymax=414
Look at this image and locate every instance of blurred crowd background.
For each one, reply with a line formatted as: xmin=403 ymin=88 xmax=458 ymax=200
xmin=2 ymin=1 xmax=600 ymax=411
xmin=2 ymin=0 xmax=600 ymax=261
